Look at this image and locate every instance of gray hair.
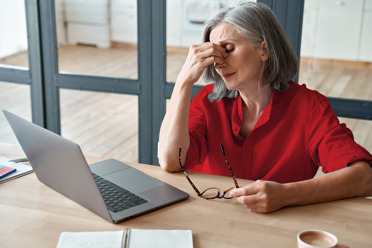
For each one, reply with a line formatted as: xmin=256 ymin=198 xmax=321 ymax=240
xmin=202 ymin=2 xmax=298 ymax=102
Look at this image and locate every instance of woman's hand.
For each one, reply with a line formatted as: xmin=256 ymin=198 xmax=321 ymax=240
xmin=177 ymin=42 xmax=227 ymax=86
xmin=230 ymin=161 xmax=372 ymax=214
xmin=229 ymin=180 xmax=288 ymax=213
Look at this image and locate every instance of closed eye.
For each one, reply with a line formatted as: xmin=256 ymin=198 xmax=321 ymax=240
xmin=225 ymin=43 xmax=234 ymax=53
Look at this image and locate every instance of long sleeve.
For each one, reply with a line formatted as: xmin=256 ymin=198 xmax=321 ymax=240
xmin=185 ymin=87 xmax=209 ymax=169
xmin=307 ymin=92 xmax=372 ymax=173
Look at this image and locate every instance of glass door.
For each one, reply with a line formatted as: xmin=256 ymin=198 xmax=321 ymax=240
xmin=300 ymin=0 xmax=372 ymax=152
xmin=54 ymin=0 xmax=139 ymax=162
xmin=0 ymin=0 xmax=32 ymax=145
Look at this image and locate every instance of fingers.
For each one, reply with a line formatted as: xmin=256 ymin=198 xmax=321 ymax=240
xmin=230 ymin=180 xmax=262 ymax=197
xmin=230 ymin=180 xmax=284 ymax=214
xmin=178 ymin=42 xmax=227 ymax=85
xmin=236 ymin=194 xmax=268 ymax=213
xmin=233 ymin=184 xmax=269 ymax=213
xmin=188 ymin=42 xmax=227 ymax=66
xmin=229 ymin=181 xmax=266 ymax=213
xmin=190 ymin=42 xmax=227 ymax=58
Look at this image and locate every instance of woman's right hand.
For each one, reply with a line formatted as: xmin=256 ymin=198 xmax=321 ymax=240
xmin=177 ymin=42 xmax=227 ymax=86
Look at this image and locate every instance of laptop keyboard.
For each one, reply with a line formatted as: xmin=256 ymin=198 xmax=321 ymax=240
xmin=92 ymin=173 xmax=148 ymax=213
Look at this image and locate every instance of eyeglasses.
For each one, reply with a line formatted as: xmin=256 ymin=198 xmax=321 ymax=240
xmin=178 ymin=144 xmax=239 ymax=200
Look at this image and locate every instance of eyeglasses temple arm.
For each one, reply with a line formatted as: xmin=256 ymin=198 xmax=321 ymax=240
xmin=179 ymin=147 xmax=202 ymax=195
xmin=220 ymin=143 xmax=240 ymax=188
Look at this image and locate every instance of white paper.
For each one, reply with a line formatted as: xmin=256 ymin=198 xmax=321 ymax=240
xmin=56 ymin=229 xmax=193 ymax=248
xmin=56 ymin=231 xmax=124 ymax=248
xmin=128 ymin=229 xmax=193 ymax=248
xmin=0 ymin=155 xmax=33 ymax=183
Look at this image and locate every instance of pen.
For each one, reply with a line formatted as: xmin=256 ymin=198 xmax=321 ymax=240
xmin=8 ymin=157 xmax=29 ymax=163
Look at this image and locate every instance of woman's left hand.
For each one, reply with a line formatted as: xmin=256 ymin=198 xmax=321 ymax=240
xmin=229 ymin=180 xmax=288 ymax=213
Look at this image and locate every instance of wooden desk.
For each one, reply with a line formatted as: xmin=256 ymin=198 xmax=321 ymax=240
xmin=1 ymin=143 xmax=372 ymax=248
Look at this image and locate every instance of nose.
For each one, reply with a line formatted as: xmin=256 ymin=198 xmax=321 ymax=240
xmin=214 ymin=58 xmax=227 ymax=71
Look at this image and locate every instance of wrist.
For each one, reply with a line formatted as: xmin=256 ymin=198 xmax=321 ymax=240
xmin=176 ymin=77 xmax=194 ymax=91
xmin=282 ymin=182 xmax=300 ymax=207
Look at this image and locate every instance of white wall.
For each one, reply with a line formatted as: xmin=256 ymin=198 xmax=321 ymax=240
xmin=0 ymin=0 xmax=28 ymax=59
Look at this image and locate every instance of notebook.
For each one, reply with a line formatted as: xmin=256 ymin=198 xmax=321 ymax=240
xmin=3 ymin=110 xmax=189 ymax=223
xmin=0 ymin=164 xmax=17 ymax=179
xmin=56 ymin=229 xmax=193 ymax=248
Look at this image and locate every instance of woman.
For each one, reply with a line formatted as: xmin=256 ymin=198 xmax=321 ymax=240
xmin=158 ymin=2 xmax=372 ymax=213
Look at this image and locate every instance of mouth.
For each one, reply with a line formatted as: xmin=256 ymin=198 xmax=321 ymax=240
xmin=222 ymin=72 xmax=235 ymax=80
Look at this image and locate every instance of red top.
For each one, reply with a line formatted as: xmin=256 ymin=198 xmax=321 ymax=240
xmin=185 ymin=81 xmax=372 ymax=183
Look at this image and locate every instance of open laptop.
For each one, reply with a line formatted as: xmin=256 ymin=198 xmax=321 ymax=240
xmin=3 ymin=110 xmax=189 ymax=223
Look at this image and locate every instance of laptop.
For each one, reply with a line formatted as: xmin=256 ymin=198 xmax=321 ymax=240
xmin=3 ymin=110 xmax=189 ymax=223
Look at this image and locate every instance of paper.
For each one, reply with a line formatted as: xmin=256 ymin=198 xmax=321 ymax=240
xmin=56 ymin=229 xmax=193 ymax=248
xmin=128 ymin=229 xmax=193 ymax=248
xmin=0 ymin=155 xmax=33 ymax=183
xmin=57 ymin=231 xmax=124 ymax=248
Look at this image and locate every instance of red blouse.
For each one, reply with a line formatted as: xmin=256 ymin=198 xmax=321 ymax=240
xmin=185 ymin=81 xmax=372 ymax=183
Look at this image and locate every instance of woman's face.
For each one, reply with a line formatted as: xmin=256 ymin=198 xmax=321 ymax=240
xmin=209 ymin=22 xmax=268 ymax=91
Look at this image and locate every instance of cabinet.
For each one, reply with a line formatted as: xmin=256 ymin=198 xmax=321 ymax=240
xmin=167 ymin=0 xmax=228 ymax=47
xmin=110 ymin=0 xmax=137 ymax=43
xmin=301 ymin=0 xmax=372 ymax=62
xmin=64 ymin=0 xmax=110 ymax=48
xmin=359 ymin=0 xmax=372 ymax=61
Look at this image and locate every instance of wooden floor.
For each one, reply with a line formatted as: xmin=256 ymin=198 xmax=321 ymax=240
xmin=1 ymin=44 xmax=372 ymax=163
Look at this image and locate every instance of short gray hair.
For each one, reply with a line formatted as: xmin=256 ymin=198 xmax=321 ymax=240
xmin=203 ymin=2 xmax=298 ymax=102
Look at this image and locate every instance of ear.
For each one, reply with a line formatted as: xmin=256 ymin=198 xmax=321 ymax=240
xmin=259 ymin=41 xmax=269 ymax=61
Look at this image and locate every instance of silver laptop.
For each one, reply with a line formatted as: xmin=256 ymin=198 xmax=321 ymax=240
xmin=3 ymin=110 xmax=189 ymax=223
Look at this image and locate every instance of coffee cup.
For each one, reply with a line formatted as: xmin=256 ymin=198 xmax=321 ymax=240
xmin=297 ymin=230 xmax=338 ymax=248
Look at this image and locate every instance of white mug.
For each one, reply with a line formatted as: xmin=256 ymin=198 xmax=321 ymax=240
xmin=297 ymin=230 xmax=348 ymax=248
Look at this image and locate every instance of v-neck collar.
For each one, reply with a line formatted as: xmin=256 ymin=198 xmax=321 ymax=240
xmin=232 ymin=90 xmax=276 ymax=139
